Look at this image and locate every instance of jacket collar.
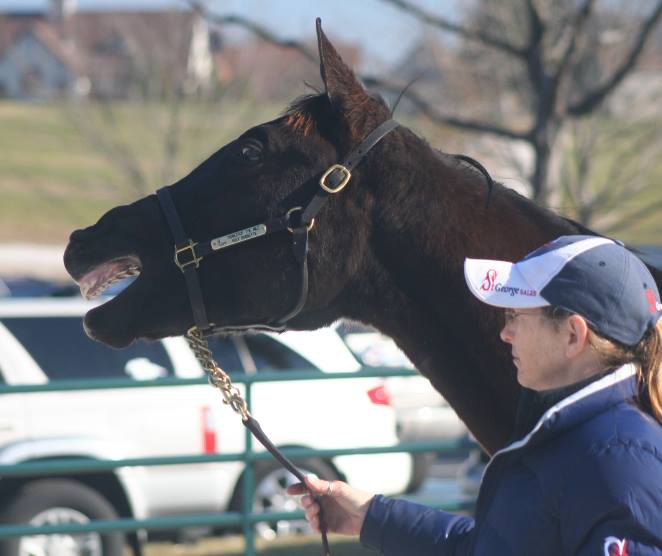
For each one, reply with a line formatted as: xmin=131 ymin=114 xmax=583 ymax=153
xmin=489 ymin=364 xmax=637 ymax=464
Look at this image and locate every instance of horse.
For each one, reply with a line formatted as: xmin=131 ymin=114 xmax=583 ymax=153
xmin=63 ymin=20 xmax=662 ymax=455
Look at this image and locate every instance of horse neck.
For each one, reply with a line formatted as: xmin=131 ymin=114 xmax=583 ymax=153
xmin=341 ymin=135 xmax=573 ymax=451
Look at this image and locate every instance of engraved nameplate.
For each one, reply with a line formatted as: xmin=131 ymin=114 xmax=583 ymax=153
xmin=211 ymin=224 xmax=267 ymax=251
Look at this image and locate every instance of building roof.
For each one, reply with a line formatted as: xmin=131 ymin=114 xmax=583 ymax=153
xmin=0 ymin=8 xmax=200 ymax=94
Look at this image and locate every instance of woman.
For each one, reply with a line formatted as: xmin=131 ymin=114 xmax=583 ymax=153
xmin=288 ymin=235 xmax=662 ymax=555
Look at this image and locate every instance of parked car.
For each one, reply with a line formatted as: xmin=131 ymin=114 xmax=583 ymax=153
xmin=337 ymin=323 xmax=469 ymax=492
xmin=0 ymin=297 xmax=412 ymax=555
xmin=0 ymin=276 xmax=78 ymax=298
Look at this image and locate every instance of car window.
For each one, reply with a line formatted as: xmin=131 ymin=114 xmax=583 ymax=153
xmin=2 ymin=316 xmax=174 ymax=380
xmin=204 ymin=336 xmax=245 ymax=375
xmin=243 ymin=334 xmax=318 ymax=372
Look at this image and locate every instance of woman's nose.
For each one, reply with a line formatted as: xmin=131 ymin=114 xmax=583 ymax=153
xmin=500 ymin=323 xmax=513 ymax=344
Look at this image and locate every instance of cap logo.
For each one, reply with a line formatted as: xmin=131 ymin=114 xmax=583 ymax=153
xmin=645 ymin=288 xmax=661 ymax=314
xmin=479 ymin=269 xmax=537 ymax=297
xmin=603 ymin=536 xmax=628 ymax=556
xmin=480 ymin=269 xmax=497 ymax=291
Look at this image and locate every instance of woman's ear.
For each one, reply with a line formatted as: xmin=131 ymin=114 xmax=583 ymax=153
xmin=565 ymin=314 xmax=591 ymax=358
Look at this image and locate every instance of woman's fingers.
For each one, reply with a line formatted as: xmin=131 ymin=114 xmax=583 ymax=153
xmin=286 ymin=475 xmax=329 ymax=497
xmin=286 ymin=482 xmax=307 ymax=496
xmin=287 ymin=475 xmax=333 ymax=532
xmin=305 ymin=502 xmax=320 ymax=520
xmin=304 ymin=474 xmax=330 ymax=495
xmin=301 ymin=494 xmax=316 ymax=508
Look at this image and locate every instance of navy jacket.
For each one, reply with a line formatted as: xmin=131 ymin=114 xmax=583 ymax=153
xmin=360 ymin=365 xmax=662 ymax=555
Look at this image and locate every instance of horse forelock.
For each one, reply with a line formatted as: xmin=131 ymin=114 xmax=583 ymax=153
xmin=284 ymin=91 xmax=391 ymax=141
xmin=284 ymin=94 xmax=326 ymax=137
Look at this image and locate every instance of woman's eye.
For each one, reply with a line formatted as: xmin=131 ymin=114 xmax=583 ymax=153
xmin=239 ymin=143 xmax=262 ymax=163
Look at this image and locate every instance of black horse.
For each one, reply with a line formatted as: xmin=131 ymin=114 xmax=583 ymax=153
xmin=64 ymin=21 xmax=662 ymax=454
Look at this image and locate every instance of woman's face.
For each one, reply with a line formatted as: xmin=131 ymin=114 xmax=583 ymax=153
xmin=500 ymin=308 xmax=570 ymax=390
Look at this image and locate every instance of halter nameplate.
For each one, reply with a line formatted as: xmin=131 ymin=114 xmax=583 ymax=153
xmin=211 ymin=224 xmax=267 ymax=251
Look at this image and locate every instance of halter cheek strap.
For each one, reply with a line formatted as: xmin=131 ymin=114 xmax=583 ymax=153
xmin=156 ymin=118 xmax=399 ymax=336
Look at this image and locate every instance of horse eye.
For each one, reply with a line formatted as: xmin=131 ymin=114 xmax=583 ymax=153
xmin=239 ymin=142 xmax=263 ymax=164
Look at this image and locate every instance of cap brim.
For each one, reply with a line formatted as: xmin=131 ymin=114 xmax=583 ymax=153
xmin=464 ymin=258 xmax=550 ymax=309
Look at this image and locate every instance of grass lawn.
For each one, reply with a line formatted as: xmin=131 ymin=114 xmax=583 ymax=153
xmin=0 ymin=99 xmax=282 ymax=244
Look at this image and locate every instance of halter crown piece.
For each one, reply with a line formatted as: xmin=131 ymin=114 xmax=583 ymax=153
xmin=155 ymin=119 xmax=399 ymax=556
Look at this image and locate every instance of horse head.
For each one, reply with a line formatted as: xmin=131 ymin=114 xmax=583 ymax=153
xmin=64 ymin=20 xmax=397 ymax=349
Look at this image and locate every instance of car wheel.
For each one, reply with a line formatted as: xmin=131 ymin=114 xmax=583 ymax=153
xmin=232 ymin=458 xmax=339 ymax=541
xmin=0 ymin=479 xmax=126 ymax=556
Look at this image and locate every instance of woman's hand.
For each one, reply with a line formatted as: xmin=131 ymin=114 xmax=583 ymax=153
xmin=287 ymin=475 xmax=375 ymax=536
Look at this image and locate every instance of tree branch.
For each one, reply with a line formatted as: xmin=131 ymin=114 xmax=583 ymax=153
xmin=381 ymin=0 xmax=525 ymax=57
xmin=553 ymin=0 xmax=596 ymax=85
xmin=568 ymin=0 xmax=662 ymax=116
xmin=521 ymin=0 xmax=547 ymax=97
xmin=363 ymin=75 xmax=529 ymax=141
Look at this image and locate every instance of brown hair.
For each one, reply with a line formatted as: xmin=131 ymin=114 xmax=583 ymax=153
xmin=543 ymin=306 xmax=662 ymax=424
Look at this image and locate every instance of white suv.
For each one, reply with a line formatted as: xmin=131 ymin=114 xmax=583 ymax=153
xmin=0 ymin=297 xmax=412 ymax=555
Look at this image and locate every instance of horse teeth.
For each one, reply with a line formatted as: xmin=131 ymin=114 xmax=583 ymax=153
xmin=78 ymin=258 xmax=141 ymax=300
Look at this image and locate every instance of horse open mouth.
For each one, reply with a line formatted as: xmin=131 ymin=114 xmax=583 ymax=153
xmin=77 ymin=255 xmax=142 ymax=300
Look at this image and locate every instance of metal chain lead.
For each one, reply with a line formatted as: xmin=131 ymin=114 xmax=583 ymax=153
xmin=186 ymin=327 xmax=251 ymax=421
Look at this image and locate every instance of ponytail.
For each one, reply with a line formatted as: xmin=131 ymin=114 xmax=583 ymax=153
xmin=634 ymin=319 xmax=662 ymax=424
xmin=586 ymin=318 xmax=662 ymax=425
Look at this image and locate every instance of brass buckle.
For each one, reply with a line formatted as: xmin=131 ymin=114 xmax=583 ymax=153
xmin=319 ymin=164 xmax=351 ymax=194
xmin=174 ymin=239 xmax=202 ymax=271
xmin=286 ymin=206 xmax=315 ymax=234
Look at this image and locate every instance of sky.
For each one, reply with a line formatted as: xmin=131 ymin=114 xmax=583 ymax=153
xmin=0 ymin=0 xmax=466 ymax=68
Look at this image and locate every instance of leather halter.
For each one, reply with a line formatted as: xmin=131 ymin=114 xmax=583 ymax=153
xmin=156 ymin=118 xmax=399 ymax=336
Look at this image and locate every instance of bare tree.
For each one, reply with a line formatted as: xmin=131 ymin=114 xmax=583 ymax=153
xmin=62 ymin=8 xmax=228 ymax=198
xmin=558 ymin=109 xmax=662 ymax=240
xmin=189 ymin=0 xmax=661 ymax=210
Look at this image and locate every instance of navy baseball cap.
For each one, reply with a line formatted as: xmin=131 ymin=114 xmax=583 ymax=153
xmin=464 ymin=235 xmax=662 ymax=346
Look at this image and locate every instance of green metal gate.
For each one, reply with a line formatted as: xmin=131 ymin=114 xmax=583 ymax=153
xmin=0 ymin=368 xmax=475 ymax=555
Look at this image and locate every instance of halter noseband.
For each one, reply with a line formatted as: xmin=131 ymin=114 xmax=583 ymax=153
xmin=156 ymin=118 xmax=399 ymax=336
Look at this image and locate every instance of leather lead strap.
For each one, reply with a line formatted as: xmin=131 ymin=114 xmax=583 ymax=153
xmin=244 ymin=416 xmax=331 ymax=555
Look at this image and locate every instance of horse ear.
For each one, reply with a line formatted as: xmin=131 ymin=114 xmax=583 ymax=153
xmin=316 ymin=18 xmax=371 ymax=129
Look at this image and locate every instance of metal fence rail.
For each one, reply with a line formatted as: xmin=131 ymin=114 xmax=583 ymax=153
xmin=0 ymin=368 xmax=475 ymax=555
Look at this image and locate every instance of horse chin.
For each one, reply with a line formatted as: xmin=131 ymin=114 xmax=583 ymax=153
xmin=83 ymin=276 xmax=144 ymax=348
